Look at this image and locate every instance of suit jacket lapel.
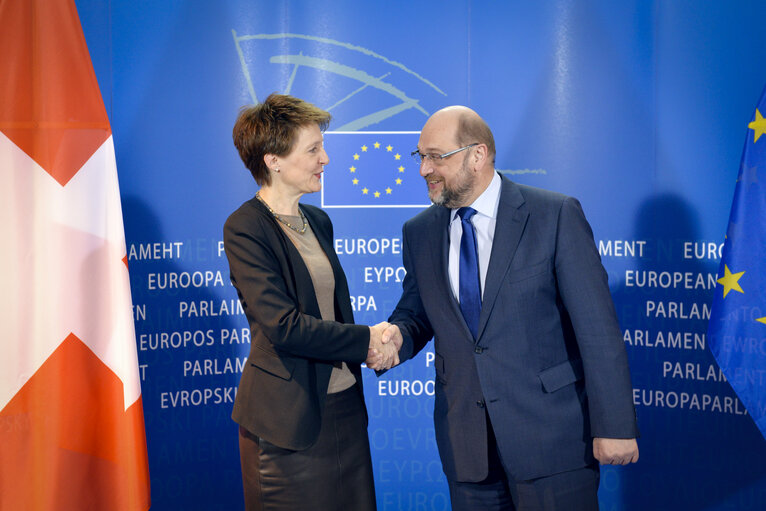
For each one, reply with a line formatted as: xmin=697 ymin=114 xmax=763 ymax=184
xmin=477 ymin=176 xmax=528 ymax=341
xmin=429 ymin=206 xmax=477 ymax=343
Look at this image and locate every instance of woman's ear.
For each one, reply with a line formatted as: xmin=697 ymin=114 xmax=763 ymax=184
xmin=264 ymin=154 xmax=279 ymax=172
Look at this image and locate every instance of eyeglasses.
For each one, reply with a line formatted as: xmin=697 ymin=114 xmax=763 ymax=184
xmin=410 ymin=143 xmax=477 ymax=165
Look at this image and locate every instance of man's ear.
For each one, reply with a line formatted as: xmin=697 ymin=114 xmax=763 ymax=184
xmin=472 ymin=144 xmax=488 ymax=170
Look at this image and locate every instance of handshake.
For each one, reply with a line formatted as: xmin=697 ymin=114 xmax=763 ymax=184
xmin=366 ymin=322 xmax=403 ymax=371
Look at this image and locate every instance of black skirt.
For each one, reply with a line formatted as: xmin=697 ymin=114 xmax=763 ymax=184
xmin=239 ymin=386 xmax=376 ymax=511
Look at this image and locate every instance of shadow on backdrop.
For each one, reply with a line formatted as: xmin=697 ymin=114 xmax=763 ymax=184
xmin=608 ymin=194 xmax=766 ymax=511
xmin=122 ymin=195 xmax=246 ymax=511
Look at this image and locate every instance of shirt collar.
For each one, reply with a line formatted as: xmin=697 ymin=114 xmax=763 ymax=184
xmin=450 ymin=171 xmax=502 ymax=222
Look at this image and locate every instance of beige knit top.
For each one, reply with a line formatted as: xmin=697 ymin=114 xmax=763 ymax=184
xmin=278 ymin=214 xmax=357 ymax=394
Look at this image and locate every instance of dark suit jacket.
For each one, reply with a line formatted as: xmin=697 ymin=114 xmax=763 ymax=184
xmin=390 ymin=175 xmax=638 ymax=482
xmin=224 ymin=196 xmax=370 ymax=450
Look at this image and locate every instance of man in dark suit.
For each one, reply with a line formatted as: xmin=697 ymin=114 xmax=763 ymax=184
xmin=383 ymin=106 xmax=638 ymax=510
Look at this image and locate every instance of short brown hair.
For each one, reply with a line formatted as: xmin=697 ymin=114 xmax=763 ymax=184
xmin=233 ymin=94 xmax=331 ymax=186
xmin=456 ymin=112 xmax=496 ymax=165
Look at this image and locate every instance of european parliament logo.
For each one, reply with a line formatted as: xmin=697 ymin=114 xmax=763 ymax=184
xmin=231 ymin=32 xmax=446 ymax=131
xmin=322 ymin=132 xmax=429 ymax=208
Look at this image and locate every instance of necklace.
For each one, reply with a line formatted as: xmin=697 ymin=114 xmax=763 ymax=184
xmin=255 ymin=192 xmax=308 ymax=235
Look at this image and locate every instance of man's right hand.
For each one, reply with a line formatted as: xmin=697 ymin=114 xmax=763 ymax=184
xmin=381 ymin=324 xmax=403 ymax=352
xmin=366 ymin=322 xmax=400 ymax=370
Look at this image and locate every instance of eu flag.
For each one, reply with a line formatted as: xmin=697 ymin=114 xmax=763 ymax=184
xmin=321 ymin=132 xmax=429 ymax=208
xmin=708 ymin=85 xmax=766 ymax=440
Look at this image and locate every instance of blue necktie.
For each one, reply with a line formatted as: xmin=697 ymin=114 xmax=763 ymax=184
xmin=457 ymin=207 xmax=481 ymax=339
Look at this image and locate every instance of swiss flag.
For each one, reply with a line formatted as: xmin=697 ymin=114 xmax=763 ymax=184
xmin=0 ymin=0 xmax=151 ymax=509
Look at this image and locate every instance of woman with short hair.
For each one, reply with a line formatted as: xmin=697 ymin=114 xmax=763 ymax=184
xmin=224 ymin=93 xmax=393 ymax=511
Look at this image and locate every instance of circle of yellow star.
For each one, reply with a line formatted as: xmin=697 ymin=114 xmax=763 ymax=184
xmin=347 ymin=141 xmax=406 ymax=198
xmin=717 ymin=265 xmax=745 ymax=298
xmin=749 ymin=109 xmax=766 ymax=143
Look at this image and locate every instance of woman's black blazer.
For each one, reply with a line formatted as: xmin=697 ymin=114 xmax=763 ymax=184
xmin=223 ymin=196 xmax=370 ymax=450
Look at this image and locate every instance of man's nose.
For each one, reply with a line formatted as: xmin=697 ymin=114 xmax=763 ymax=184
xmin=419 ymin=161 xmax=433 ymax=177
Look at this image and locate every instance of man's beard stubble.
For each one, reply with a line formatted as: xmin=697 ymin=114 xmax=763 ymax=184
xmin=428 ymin=154 xmax=474 ymax=209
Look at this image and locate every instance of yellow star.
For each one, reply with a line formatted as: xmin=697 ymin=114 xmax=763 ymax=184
xmin=749 ymin=109 xmax=766 ymax=143
xmin=717 ymin=265 xmax=745 ymax=298
xmin=362 ymin=188 xmax=369 ymax=195
xmin=349 ymin=166 xmax=356 ymax=173
xmin=374 ymin=191 xmax=381 ymax=198
xmin=395 ymin=178 xmax=402 ymax=185
xmin=362 ymin=145 xmax=368 ymax=152
xmin=374 ymin=142 xmax=380 ymax=149
xmin=352 ymin=178 xmax=359 ymax=185
xmin=757 ymin=317 xmax=766 ymax=325
xmin=386 ymin=145 xmax=393 ymax=152
xmin=394 ymin=153 xmax=401 ymax=160
xmin=353 ymin=153 xmax=360 ymax=160
xmin=385 ymin=187 xmax=392 ymax=194
xmin=398 ymin=166 xmax=405 ymax=172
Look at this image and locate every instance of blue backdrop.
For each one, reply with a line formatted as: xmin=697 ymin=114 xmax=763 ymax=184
xmin=75 ymin=1 xmax=766 ymax=509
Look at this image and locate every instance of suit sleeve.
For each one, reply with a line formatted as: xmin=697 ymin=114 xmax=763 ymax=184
xmin=554 ymin=197 xmax=639 ymax=438
xmin=388 ymin=220 xmax=434 ymax=363
xmin=223 ymin=212 xmax=369 ymax=364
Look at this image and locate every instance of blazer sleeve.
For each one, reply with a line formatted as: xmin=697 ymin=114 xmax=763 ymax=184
xmin=388 ymin=220 xmax=434 ymax=363
xmin=554 ymin=197 xmax=639 ymax=438
xmin=223 ymin=210 xmax=369 ymax=364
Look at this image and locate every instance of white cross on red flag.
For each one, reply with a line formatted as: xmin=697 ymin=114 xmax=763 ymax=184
xmin=0 ymin=0 xmax=151 ymax=509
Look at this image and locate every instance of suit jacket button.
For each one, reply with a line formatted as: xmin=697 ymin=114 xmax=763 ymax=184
xmin=476 ymin=400 xmax=485 ymax=408
xmin=474 ymin=346 xmax=484 ymax=354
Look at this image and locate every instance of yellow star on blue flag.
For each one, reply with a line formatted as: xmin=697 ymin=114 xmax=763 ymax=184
xmin=748 ymin=109 xmax=766 ymax=143
xmin=716 ymin=265 xmax=744 ymax=298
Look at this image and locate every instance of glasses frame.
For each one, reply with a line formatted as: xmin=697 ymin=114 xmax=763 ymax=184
xmin=411 ymin=143 xmax=478 ymax=165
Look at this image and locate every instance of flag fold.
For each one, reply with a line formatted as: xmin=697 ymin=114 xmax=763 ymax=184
xmin=708 ymin=84 xmax=766 ymax=440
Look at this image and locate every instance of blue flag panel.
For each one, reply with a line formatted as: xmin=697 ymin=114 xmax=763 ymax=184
xmin=322 ymin=132 xmax=428 ymax=208
xmin=708 ymin=85 xmax=766 ymax=439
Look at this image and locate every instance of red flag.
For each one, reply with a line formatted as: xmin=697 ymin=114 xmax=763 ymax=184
xmin=0 ymin=0 xmax=151 ymax=509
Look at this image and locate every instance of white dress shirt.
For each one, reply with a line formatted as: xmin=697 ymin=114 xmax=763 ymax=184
xmin=448 ymin=172 xmax=502 ymax=302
